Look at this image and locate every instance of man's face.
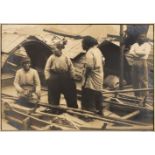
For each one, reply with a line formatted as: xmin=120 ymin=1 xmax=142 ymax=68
xmin=138 ymin=34 xmax=146 ymax=44
xmin=23 ymin=61 xmax=31 ymax=71
xmin=54 ymin=49 xmax=62 ymax=57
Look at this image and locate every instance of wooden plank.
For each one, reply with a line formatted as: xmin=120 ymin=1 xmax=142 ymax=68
xmin=6 ymin=61 xmax=17 ymax=67
xmin=106 ymin=125 xmax=153 ymax=131
xmin=8 ymin=108 xmax=78 ymax=130
xmin=30 ymin=125 xmax=51 ymax=131
xmin=2 ymin=93 xmax=95 ymax=115
xmin=118 ymin=94 xmax=140 ymax=100
xmin=103 ymin=109 xmax=121 ymax=118
xmin=5 ymin=115 xmax=23 ymax=125
xmin=4 ymin=101 xmax=34 ymax=114
xmin=65 ymin=110 xmax=149 ymax=126
xmin=2 ymin=93 xmax=151 ymax=127
xmin=37 ymin=111 xmax=108 ymax=130
xmin=117 ymin=95 xmax=140 ymax=103
xmin=105 ymin=100 xmax=153 ymax=112
xmin=102 ymin=88 xmax=153 ymax=94
xmin=23 ymin=117 xmax=30 ymax=130
xmin=121 ymin=110 xmax=140 ymax=120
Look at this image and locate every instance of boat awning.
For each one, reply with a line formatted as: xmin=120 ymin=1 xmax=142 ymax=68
xmin=2 ymin=33 xmax=29 ymax=53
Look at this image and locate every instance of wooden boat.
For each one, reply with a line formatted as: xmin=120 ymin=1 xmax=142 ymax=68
xmin=2 ymin=90 xmax=153 ymax=131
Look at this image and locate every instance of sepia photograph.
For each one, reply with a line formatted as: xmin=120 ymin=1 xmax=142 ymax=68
xmin=1 ymin=24 xmax=154 ymax=131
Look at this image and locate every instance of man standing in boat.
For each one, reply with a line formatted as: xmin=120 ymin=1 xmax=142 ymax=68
xmin=14 ymin=57 xmax=41 ymax=106
xmin=124 ymin=24 xmax=149 ymax=49
xmin=44 ymin=44 xmax=78 ymax=108
xmin=81 ymin=36 xmax=105 ymax=115
xmin=126 ymin=33 xmax=151 ymax=98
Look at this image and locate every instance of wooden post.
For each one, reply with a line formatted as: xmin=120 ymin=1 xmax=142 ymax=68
xmin=119 ymin=25 xmax=125 ymax=89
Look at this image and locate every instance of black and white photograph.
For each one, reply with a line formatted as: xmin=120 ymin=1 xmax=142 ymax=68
xmin=0 ymin=0 xmax=155 ymax=154
xmin=1 ymin=24 xmax=154 ymax=131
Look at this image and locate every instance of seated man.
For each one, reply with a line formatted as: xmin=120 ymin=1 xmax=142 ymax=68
xmin=14 ymin=57 xmax=41 ymax=106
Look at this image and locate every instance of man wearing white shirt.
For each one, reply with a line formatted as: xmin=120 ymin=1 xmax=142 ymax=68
xmin=14 ymin=57 xmax=41 ymax=105
xmin=44 ymin=46 xmax=78 ymax=108
xmin=81 ymin=36 xmax=105 ymax=115
xmin=128 ymin=33 xmax=151 ymax=97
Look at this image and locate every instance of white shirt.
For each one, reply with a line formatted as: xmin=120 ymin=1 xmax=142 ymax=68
xmin=44 ymin=54 xmax=75 ymax=80
xmin=84 ymin=46 xmax=104 ymax=91
xmin=129 ymin=42 xmax=151 ymax=60
xmin=14 ymin=68 xmax=41 ymax=93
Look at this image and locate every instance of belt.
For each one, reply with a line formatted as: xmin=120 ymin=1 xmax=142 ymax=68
xmin=50 ymin=70 xmax=69 ymax=74
xmin=21 ymin=85 xmax=35 ymax=91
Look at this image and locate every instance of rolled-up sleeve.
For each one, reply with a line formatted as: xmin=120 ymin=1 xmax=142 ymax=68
xmin=85 ymin=52 xmax=94 ymax=69
xmin=14 ymin=70 xmax=23 ymax=93
xmin=44 ymin=56 xmax=53 ymax=80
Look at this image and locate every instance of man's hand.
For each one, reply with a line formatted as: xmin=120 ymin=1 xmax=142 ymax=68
xmin=19 ymin=89 xmax=29 ymax=97
xmin=19 ymin=88 xmax=24 ymax=94
xmin=24 ymin=90 xmax=30 ymax=96
xmin=36 ymin=90 xmax=41 ymax=99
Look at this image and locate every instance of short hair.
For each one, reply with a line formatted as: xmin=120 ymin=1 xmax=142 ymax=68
xmin=21 ymin=57 xmax=31 ymax=65
xmin=82 ymin=36 xmax=98 ymax=50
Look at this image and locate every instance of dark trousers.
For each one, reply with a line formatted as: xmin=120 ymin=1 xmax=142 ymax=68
xmin=81 ymin=88 xmax=104 ymax=112
xmin=47 ymin=72 xmax=78 ymax=108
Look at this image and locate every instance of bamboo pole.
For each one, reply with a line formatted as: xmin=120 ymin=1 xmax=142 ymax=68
xmin=106 ymin=125 xmax=153 ymax=131
xmin=121 ymin=110 xmax=140 ymax=120
xmin=119 ymin=25 xmax=125 ymax=89
xmin=2 ymin=93 xmax=152 ymax=127
xmin=102 ymin=88 xmax=153 ymax=94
